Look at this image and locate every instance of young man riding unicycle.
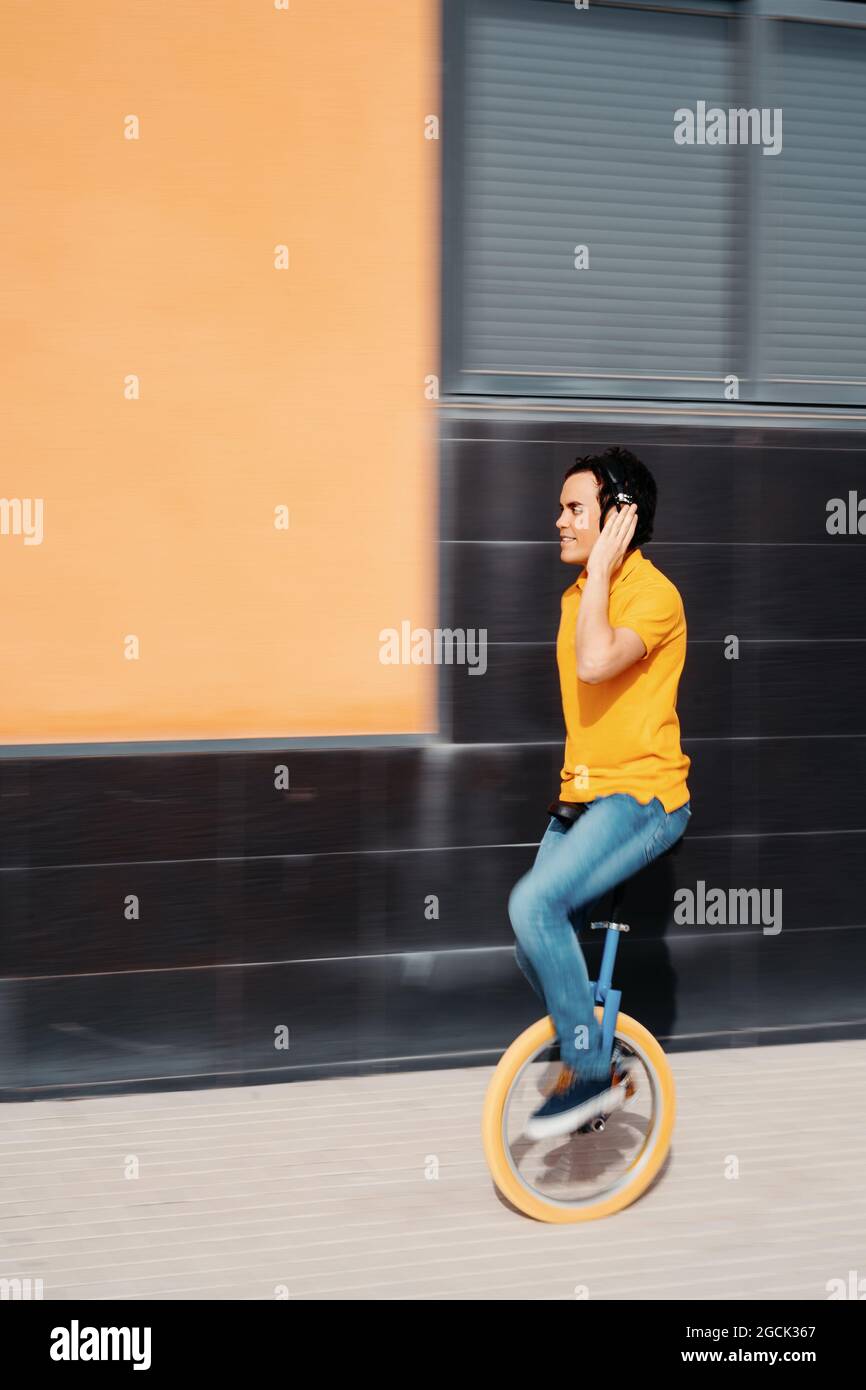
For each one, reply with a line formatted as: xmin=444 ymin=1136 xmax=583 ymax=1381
xmin=508 ymin=446 xmax=692 ymax=1140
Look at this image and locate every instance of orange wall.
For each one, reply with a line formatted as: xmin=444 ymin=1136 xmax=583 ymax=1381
xmin=1 ymin=0 xmax=438 ymax=743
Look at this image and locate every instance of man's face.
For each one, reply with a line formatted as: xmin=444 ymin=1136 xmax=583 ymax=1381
xmin=556 ymin=471 xmax=602 ymax=567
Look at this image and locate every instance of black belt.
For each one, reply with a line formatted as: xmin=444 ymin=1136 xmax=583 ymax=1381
xmin=547 ymin=798 xmax=590 ymax=824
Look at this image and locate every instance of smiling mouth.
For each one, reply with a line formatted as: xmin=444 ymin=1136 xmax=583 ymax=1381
xmin=560 ymin=537 xmax=577 ymax=545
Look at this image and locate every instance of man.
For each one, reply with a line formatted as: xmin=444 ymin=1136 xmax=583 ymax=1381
xmin=508 ymin=446 xmax=692 ymax=1140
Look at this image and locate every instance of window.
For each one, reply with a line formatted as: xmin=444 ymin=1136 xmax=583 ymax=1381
xmin=442 ymin=0 xmax=866 ymax=406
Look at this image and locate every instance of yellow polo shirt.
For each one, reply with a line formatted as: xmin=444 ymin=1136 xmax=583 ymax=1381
xmin=556 ymin=547 xmax=690 ymax=812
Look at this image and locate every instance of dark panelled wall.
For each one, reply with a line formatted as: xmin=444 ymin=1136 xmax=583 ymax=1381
xmin=1 ymin=415 xmax=865 ymax=1098
xmin=439 ymin=413 xmax=866 ymax=1059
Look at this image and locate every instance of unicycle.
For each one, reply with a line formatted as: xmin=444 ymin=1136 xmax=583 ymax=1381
xmin=481 ymin=839 xmax=680 ymax=1223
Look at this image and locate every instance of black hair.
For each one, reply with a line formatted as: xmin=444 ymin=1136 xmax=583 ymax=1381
xmin=563 ymin=445 xmax=657 ymax=549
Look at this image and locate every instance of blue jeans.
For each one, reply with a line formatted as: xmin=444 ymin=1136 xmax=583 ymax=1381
xmin=507 ymin=793 xmax=691 ymax=1081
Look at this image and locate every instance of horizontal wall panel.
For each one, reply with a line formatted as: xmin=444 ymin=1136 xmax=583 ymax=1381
xmin=0 ymin=856 xmax=365 ymax=978
xmin=0 ymin=970 xmax=243 ymax=1097
xmin=444 ymin=539 xmax=866 ymax=644
xmin=442 ymin=638 xmax=866 ymax=741
xmin=0 ymin=751 xmax=367 ymax=870
xmin=442 ymin=427 xmax=866 ymax=545
xmin=3 ymin=923 xmax=865 ymax=1101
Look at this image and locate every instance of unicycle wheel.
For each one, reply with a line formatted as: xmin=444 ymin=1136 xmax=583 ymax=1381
xmin=481 ymin=1007 xmax=676 ymax=1223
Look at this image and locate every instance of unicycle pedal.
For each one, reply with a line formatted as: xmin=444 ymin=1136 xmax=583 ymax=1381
xmin=575 ymin=1047 xmax=637 ymax=1133
xmin=577 ymin=1114 xmax=608 ymax=1135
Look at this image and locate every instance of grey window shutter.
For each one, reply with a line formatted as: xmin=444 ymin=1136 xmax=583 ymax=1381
xmin=448 ymin=0 xmax=742 ymax=400
xmin=757 ymin=19 xmax=866 ymax=405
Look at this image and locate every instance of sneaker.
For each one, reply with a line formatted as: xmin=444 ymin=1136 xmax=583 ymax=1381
xmin=524 ymin=1061 xmax=628 ymax=1141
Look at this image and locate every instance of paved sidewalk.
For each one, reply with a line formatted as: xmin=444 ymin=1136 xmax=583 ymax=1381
xmin=1 ymin=1041 xmax=864 ymax=1300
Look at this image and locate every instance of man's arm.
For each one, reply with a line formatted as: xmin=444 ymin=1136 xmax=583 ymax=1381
xmin=575 ymin=566 xmax=646 ymax=684
xmin=575 ymin=501 xmax=646 ymax=684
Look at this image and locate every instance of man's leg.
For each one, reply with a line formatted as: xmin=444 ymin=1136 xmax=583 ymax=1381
xmin=508 ymin=793 xmax=683 ymax=1080
xmin=513 ymin=815 xmax=568 ymax=1004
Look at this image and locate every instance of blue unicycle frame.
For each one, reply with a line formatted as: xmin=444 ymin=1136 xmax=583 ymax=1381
xmin=586 ymin=843 xmax=683 ymax=1063
xmin=588 ymin=915 xmax=629 ymax=1063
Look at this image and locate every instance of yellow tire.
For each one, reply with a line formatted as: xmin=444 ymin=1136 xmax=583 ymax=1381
xmin=481 ymin=1006 xmax=676 ymax=1223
